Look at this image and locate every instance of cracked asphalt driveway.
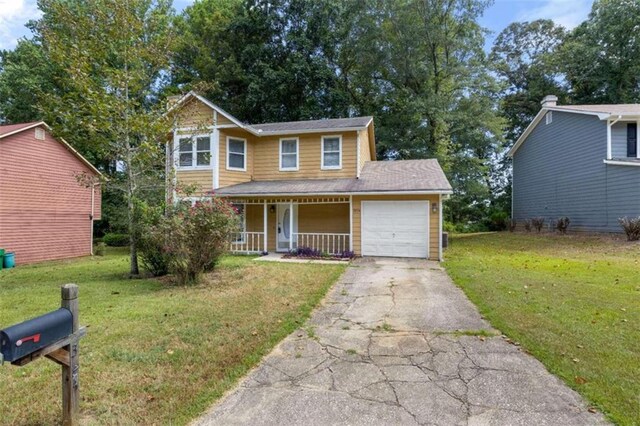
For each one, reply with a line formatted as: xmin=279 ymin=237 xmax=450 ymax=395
xmin=194 ymin=258 xmax=607 ymax=426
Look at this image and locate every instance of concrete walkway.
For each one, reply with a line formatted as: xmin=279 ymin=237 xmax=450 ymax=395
xmin=195 ymin=258 xmax=607 ymax=426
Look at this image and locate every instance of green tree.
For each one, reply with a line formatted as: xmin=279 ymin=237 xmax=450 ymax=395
xmin=558 ymin=0 xmax=640 ymax=104
xmin=36 ymin=0 xmax=177 ymax=275
xmin=491 ymin=20 xmax=567 ymax=146
xmin=0 ymin=39 xmax=57 ymax=124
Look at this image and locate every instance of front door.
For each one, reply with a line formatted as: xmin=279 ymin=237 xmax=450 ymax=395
xmin=276 ymin=204 xmax=298 ymax=252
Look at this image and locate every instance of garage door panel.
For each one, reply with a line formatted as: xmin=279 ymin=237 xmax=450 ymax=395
xmin=361 ymin=201 xmax=429 ymax=258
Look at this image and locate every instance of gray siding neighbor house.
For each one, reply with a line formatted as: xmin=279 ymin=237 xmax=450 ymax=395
xmin=509 ymin=96 xmax=640 ymax=232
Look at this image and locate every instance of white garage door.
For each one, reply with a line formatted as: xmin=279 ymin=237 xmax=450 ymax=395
xmin=361 ymin=201 xmax=429 ymax=258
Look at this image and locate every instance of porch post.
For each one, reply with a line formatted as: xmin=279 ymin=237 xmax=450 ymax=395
xmin=349 ymin=195 xmax=353 ymax=251
xmin=263 ymin=201 xmax=268 ymax=253
xmin=606 ymin=119 xmax=612 ymax=160
xmin=289 ymin=201 xmax=294 ymax=251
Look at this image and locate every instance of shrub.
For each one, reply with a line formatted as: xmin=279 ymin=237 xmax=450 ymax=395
xmin=618 ymin=216 xmax=640 ymax=241
xmin=338 ymin=250 xmax=356 ymax=259
xmin=294 ymin=247 xmax=324 ymax=258
xmin=103 ymin=233 xmax=129 ymax=247
xmin=488 ymin=211 xmax=509 ymax=231
xmin=162 ymin=198 xmax=240 ymax=285
xmin=139 ymin=231 xmax=173 ymax=276
xmin=523 ymin=219 xmax=532 ymax=232
xmin=531 ymin=217 xmax=545 ymax=233
xmin=508 ymin=220 xmax=517 ymax=232
xmin=94 ymin=242 xmax=107 ymax=256
xmin=555 ymin=217 xmax=571 ymax=235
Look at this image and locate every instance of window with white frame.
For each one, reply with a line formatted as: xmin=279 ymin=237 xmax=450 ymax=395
xmin=227 ymin=137 xmax=246 ymax=171
xmin=545 ymin=111 xmax=553 ymax=125
xmin=177 ymin=135 xmax=211 ymax=168
xmin=322 ymin=135 xmax=342 ymax=169
xmin=280 ymin=138 xmax=299 ymax=170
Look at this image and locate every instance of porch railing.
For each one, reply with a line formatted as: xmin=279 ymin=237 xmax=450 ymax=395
xmin=293 ymin=233 xmax=350 ymax=255
xmin=230 ymin=232 xmax=264 ymax=254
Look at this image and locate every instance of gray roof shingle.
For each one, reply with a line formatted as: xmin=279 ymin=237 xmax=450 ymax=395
xmin=216 ymin=159 xmax=452 ymax=196
xmin=251 ymin=117 xmax=373 ymax=133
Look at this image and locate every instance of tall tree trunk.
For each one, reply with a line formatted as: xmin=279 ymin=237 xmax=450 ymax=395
xmin=126 ymin=142 xmax=139 ymax=276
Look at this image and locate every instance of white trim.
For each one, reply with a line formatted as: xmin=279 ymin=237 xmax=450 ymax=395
xmin=0 ymin=121 xmax=49 ymax=140
xmin=263 ymin=201 xmax=268 ymax=253
xmin=438 ymin=194 xmax=443 ymax=262
xmin=321 ymin=135 xmax=342 ymax=170
xmin=603 ymin=159 xmax=640 ymax=167
xmin=226 ymin=136 xmax=247 ymax=171
xmin=289 ymin=201 xmax=294 ymax=251
xmin=258 ymin=126 xmax=367 ymax=136
xmin=545 ymin=111 xmax=552 ymax=125
xmin=279 ymin=137 xmax=299 ymax=171
xmin=219 ymin=190 xmax=453 ymax=197
xmin=356 ymin=132 xmax=361 ymax=178
xmin=171 ymin=129 xmax=178 ymax=202
xmin=349 ymin=195 xmax=353 ymax=251
xmin=213 ymin=128 xmax=219 ymax=189
xmin=166 ymin=91 xmax=251 ymax=131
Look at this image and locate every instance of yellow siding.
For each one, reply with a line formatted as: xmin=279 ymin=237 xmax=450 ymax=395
xmin=253 ymin=131 xmax=358 ymax=180
xmin=176 ymin=170 xmax=213 ymax=196
xmin=218 ymin=128 xmax=255 ymax=188
xmin=358 ymin=129 xmax=372 ymax=174
xmin=216 ymin=113 xmax=235 ymax=126
xmin=174 ymin=98 xmax=212 ymax=129
xmin=352 ymin=194 xmax=440 ymax=261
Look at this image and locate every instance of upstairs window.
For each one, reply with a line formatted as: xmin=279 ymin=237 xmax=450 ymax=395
xmin=178 ymin=135 xmax=211 ymax=168
xmin=322 ymin=135 xmax=342 ymax=169
xmin=545 ymin=111 xmax=553 ymax=125
xmin=280 ymin=138 xmax=299 ymax=171
xmin=227 ymin=137 xmax=247 ymax=171
xmin=627 ymin=123 xmax=637 ymax=158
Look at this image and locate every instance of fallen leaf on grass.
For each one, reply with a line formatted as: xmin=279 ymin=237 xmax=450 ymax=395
xmin=588 ymin=407 xmax=598 ymax=413
xmin=572 ymin=358 xmax=579 ymax=363
xmin=574 ymin=376 xmax=587 ymax=385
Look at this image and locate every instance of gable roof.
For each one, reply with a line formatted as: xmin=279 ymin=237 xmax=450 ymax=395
xmin=252 ymin=116 xmax=373 ymax=134
xmin=508 ymin=103 xmax=640 ymax=157
xmin=167 ymin=91 xmax=374 ymax=137
xmin=0 ymin=121 xmax=103 ymax=177
xmin=215 ymin=159 xmax=452 ymax=196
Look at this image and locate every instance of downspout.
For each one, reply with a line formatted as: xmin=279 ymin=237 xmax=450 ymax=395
xmin=90 ymin=182 xmax=97 ymax=255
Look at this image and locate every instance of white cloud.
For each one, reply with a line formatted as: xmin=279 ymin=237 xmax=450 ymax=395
xmin=515 ymin=0 xmax=593 ymax=29
xmin=0 ymin=0 xmax=41 ymax=49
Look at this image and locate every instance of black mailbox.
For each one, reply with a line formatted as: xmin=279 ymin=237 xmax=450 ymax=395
xmin=1 ymin=308 xmax=73 ymax=363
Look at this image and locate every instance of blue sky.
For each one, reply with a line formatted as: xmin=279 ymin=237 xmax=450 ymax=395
xmin=0 ymin=0 xmax=594 ymax=51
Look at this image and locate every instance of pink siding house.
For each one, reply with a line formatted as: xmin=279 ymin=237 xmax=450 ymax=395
xmin=0 ymin=122 xmax=102 ymax=265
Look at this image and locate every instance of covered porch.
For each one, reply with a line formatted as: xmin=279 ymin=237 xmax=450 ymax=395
xmin=228 ymin=196 xmax=352 ymax=255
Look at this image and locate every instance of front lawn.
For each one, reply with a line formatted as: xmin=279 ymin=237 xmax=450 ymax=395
xmin=0 ymin=249 xmax=345 ymax=424
xmin=445 ymin=233 xmax=640 ymax=425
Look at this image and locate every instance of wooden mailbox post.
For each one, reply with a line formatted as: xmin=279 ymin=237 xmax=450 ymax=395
xmin=1 ymin=284 xmax=85 ymax=425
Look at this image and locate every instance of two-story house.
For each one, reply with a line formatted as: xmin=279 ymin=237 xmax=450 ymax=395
xmin=166 ymin=92 xmax=452 ymax=260
xmin=510 ymin=95 xmax=640 ymax=232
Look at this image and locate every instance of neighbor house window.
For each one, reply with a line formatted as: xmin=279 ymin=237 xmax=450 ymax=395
xmin=227 ymin=137 xmax=247 ymax=171
xmin=627 ymin=123 xmax=637 ymax=158
xmin=177 ymin=135 xmax=211 ymax=168
xmin=545 ymin=111 xmax=553 ymax=125
xmin=280 ymin=138 xmax=299 ymax=171
xmin=322 ymin=135 xmax=342 ymax=169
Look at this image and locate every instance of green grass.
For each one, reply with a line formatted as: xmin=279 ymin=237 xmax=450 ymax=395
xmin=0 ymin=249 xmax=345 ymax=425
xmin=444 ymin=232 xmax=640 ymax=425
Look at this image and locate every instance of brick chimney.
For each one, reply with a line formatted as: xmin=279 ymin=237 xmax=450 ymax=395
xmin=540 ymin=95 xmax=558 ymax=108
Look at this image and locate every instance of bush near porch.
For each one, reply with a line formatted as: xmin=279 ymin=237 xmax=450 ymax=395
xmin=444 ymin=232 xmax=640 ymax=425
xmin=0 ymin=249 xmax=345 ymax=425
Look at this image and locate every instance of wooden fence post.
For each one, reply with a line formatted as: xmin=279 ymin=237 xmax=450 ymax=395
xmin=61 ymin=284 xmax=79 ymax=426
